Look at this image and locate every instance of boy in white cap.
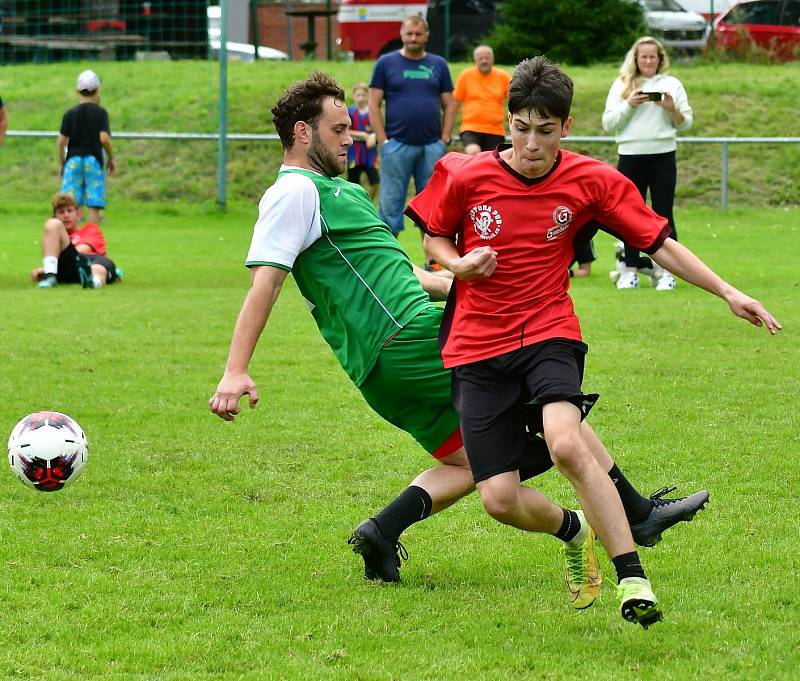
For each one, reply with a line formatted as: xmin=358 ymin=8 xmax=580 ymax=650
xmin=57 ymin=69 xmax=115 ymax=225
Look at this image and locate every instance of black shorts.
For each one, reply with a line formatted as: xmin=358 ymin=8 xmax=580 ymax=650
xmin=347 ymin=164 xmax=379 ymax=186
xmin=56 ymin=243 xmax=120 ymax=285
xmin=452 ymin=338 xmax=597 ymax=483
xmin=459 ymin=130 xmax=506 ymax=152
xmin=572 ymin=238 xmax=596 ymax=266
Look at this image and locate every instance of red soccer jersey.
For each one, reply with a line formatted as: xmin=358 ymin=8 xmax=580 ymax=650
xmin=406 ymin=148 xmax=671 ymax=368
xmin=70 ymin=223 xmax=106 ymax=255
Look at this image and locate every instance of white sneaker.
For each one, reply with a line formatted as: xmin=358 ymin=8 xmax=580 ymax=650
xmin=616 ymin=270 xmax=640 ymax=289
xmin=655 ymin=272 xmax=676 ymax=291
xmin=609 ymin=258 xmax=626 ymax=283
xmin=648 ymin=262 xmax=664 ymax=287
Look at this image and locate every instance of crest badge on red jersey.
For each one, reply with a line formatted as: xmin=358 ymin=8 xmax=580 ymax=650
xmin=470 ymin=204 xmax=503 ymax=240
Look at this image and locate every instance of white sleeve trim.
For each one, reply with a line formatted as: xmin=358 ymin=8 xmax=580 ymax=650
xmin=245 ymin=172 xmax=322 ymax=269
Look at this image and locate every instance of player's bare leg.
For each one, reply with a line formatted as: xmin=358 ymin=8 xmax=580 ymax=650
xmin=42 ymin=218 xmax=71 ymax=258
xmin=349 ymin=448 xmax=476 ymax=582
xmin=581 ymin=421 xmax=709 ymax=547
xmin=544 ymin=402 xmax=661 ymax=627
xmin=36 ymin=219 xmax=71 ymax=288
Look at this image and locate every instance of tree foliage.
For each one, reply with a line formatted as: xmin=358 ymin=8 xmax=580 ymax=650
xmin=486 ymin=0 xmax=646 ymax=66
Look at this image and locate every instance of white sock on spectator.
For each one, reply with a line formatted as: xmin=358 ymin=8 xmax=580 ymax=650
xmin=43 ymin=256 xmax=58 ymax=275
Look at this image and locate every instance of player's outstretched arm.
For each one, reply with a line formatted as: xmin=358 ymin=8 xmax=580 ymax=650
xmin=411 ymin=262 xmax=452 ymax=301
xmin=652 ymin=238 xmax=782 ymax=335
xmin=209 ymin=265 xmax=289 ymax=421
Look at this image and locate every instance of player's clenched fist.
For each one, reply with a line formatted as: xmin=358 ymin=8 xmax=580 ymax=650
xmin=452 ymin=246 xmax=498 ymax=280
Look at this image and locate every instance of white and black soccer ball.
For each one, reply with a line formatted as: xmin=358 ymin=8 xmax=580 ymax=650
xmin=7 ymin=412 xmax=88 ymax=492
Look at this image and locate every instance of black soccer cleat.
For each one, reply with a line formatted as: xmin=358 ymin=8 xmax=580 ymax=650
xmin=348 ymin=518 xmax=407 ymax=583
xmin=631 ymin=487 xmax=710 ymax=548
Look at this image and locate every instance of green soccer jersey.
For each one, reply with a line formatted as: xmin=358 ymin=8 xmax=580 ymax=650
xmin=245 ymin=167 xmax=432 ymax=385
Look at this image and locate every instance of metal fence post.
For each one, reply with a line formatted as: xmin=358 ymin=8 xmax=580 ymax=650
xmin=721 ymin=141 xmax=729 ymax=210
xmin=217 ymin=0 xmax=229 ymax=207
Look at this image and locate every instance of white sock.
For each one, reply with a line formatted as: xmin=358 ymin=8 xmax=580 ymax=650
xmin=564 ymin=510 xmax=589 ymax=549
xmin=43 ymin=256 xmax=58 ymax=275
xmin=91 ymin=275 xmax=103 ymax=289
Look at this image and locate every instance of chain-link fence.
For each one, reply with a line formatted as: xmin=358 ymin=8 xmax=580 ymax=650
xmin=0 ymin=0 xmax=209 ymax=64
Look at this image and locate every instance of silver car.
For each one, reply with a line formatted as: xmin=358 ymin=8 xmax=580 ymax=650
xmin=639 ymin=0 xmax=711 ymax=52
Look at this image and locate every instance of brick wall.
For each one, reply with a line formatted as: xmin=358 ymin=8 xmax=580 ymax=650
xmin=253 ymin=2 xmax=341 ymax=60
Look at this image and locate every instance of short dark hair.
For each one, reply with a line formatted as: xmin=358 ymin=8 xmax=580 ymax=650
xmin=402 ymin=14 xmax=429 ymax=32
xmin=508 ymin=56 xmax=573 ymax=123
xmin=271 ymin=72 xmax=345 ymax=150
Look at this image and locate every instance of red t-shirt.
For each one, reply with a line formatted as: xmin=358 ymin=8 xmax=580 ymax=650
xmin=70 ymin=223 xmax=106 ymax=255
xmin=405 ymin=148 xmax=671 ymax=368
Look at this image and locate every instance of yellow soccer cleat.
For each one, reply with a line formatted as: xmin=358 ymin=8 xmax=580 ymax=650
xmin=617 ymin=577 xmax=663 ymax=629
xmin=563 ymin=511 xmax=602 ymax=610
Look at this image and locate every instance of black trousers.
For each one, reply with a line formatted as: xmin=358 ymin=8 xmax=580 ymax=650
xmin=618 ymin=151 xmax=678 ymax=267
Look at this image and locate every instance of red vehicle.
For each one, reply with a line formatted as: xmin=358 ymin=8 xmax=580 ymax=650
xmin=713 ymin=0 xmax=800 ymax=60
xmin=337 ymin=0 xmax=428 ymax=59
xmin=337 ymin=0 xmax=498 ymax=60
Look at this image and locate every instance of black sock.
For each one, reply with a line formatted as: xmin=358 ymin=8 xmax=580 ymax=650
xmin=372 ymin=485 xmax=432 ymax=545
xmin=608 ymin=464 xmax=654 ymax=525
xmin=554 ymin=508 xmax=582 ymax=543
xmin=612 ymin=551 xmax=647 ymax=582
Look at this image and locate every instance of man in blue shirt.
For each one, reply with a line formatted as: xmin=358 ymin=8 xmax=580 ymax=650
xmin=368 ymin=15 xmax=457 ymax=268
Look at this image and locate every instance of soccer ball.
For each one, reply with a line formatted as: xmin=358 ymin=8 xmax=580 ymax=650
xmin=7 ymin=411 xmax=89 ymax=492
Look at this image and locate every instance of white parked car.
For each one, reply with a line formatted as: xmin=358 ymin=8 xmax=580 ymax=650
xmin=207 ymin=5 xmax=289 ymax=61
xmin=639 ymin=0 xmax=711 ymax=52
xmin=674 ymin=1 xmax=734 ymax=21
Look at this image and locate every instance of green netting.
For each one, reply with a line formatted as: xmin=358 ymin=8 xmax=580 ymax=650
xmin=0 ymin=0 xmax=210 ymax=64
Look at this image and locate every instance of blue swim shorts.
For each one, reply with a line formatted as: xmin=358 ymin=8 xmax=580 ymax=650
xmin=61 ymin=155 xmax=106 ymax=209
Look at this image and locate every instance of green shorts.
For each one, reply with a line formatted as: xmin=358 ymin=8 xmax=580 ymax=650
xmin=359 ymin=306 xmax=462 ymax=458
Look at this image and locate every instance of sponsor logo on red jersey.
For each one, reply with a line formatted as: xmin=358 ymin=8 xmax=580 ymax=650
xmin=546 ymin=205 xmax=574 ymax=241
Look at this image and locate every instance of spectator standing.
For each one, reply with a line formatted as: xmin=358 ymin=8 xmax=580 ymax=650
xmin=453 ymin=45 xmax=511 ymax=154
xmin=368 ymin=14 xmax=457 ymax=269
xmin=602 ymin=36 xmax=693 ymax=291
xmin=57 ymin=70 xmax=116 ymax=226
xmin=347 ymin=82 xmax=380 ymax=203
xmin=0 ymin=93 xmax=7 ymax=146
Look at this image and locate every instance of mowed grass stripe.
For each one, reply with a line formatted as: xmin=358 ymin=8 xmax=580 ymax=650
xmin=0 ymin=202 xmax=796 ymax=679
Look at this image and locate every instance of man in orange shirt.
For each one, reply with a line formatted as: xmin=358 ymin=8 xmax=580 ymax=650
xmin=453 ymin=45 xmax=511 ymax=155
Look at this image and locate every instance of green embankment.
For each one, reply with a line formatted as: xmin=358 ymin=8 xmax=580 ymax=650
xmin=1 ymin=59 xmax=798 ymax=208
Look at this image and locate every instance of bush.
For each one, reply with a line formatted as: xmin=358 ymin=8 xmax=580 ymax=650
xmin=486 ymin=0 xmax=646 ymax=66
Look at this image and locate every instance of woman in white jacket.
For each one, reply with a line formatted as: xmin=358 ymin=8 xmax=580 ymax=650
xmin=602 ymin=36 xmax=693 ymax=290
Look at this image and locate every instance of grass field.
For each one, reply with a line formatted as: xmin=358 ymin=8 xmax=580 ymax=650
xmin=0 ymin=201 xmax=797 ymax=679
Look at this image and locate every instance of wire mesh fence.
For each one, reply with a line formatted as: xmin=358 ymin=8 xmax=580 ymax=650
xmin=0 ymin=0 xmax=209 ymax=64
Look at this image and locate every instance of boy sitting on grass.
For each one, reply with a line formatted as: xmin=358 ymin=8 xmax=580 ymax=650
xmin=32 ymin=192 xmax=122 ymax=289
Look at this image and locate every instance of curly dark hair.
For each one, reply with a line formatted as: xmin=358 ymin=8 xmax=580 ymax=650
xmin=271 ymin=72 xmax=346 ymax=150
xmin=508 ymin=56 xmax=573 ymax=123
